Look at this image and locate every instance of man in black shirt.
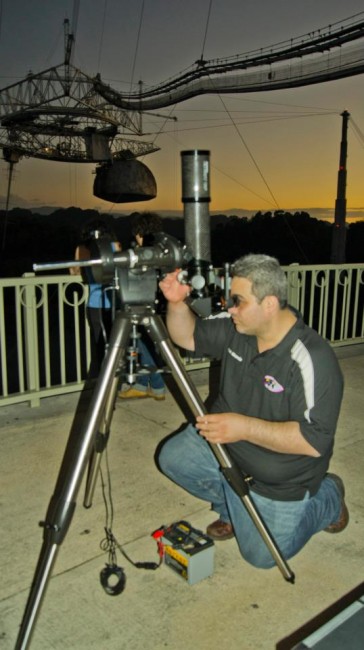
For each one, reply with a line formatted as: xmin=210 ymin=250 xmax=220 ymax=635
xmin=157 ymin=254 xmax=348 ymax=568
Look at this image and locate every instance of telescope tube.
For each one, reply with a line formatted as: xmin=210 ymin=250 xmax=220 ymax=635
xmin=181 ymin=149 xmax=211 ymax=265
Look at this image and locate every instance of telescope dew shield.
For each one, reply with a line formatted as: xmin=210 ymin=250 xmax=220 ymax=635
xmin=181 ymin=150 xmax=211 ymax=266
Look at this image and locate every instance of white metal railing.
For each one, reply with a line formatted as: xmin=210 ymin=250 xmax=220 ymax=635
xmin=0 ymin=273 xmax=91 ymax=407
xmin=284 ymin=264 xmax=364 ymax=345
xmin=0 ymin=263 xmax=363 ymax=407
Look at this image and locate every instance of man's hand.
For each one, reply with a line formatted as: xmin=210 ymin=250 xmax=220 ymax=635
xmin=196 ymin=413 xmax=246 ymax=444
xmin=159 ymin=269 xmax=190 ymax=303
xmin=159 ymin=269 xmax=196 ymax=351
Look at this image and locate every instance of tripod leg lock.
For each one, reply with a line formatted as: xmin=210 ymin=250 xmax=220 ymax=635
xmin=94 ymin=430 xmax=110 ymax=453
xmin=220 ymin=464 xmax=250 ymax=498
xmin=39 ymin=497 xmax=76 ymax=545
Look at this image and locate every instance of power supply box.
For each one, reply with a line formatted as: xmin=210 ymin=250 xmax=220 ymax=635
xmin=160 ymin=520 xmax=214 ymax=585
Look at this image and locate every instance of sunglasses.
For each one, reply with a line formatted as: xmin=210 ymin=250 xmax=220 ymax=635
xmin=227 ymin=295 xmax=244 ymax=308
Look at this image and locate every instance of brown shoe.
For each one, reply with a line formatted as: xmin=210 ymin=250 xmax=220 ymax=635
xmin=324 ymin=473 xmax=349 ymax=533
xmin=147 ymin=388 xmax=166 ymax=401
xmin=206 ymin=519 xmax=234 ymax=541
xmin=118 ymin=387 xmax=149 ymax=400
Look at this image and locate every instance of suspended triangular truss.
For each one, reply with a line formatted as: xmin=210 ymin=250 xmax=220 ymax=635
xmin=0 ymin=61 xmax=159 ymax=163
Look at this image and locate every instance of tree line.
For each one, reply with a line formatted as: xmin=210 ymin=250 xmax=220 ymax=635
xmin=0 ymin=207 xmax=363 ymax=277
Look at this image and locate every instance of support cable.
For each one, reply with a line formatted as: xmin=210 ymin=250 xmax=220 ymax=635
xmin=199 ymin=0 xmax=213 ymax=62
xmin=1 ymin=161 xmax=14 ymax=251
xmin=71 ymin=0 xmax=80 ymax=55
xmin=144 ymin=1 xmax=213 ymax=154
xmin=216 ymin=91 xmax=281 ymax=210
xmin=210 ymin=82 xmax=312 ymax=261
xmin=129 ymin=0 xmax=145 ymax=94
xmin=0 ymin=0 xmax=3 ymax=42
xmin=96 ymin=0 xmax=108 ymax=73
xmin=350 ymin=116 xmax=364 ymax=148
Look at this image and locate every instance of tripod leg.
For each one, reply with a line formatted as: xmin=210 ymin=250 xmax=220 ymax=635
xmin=83 ymin=371 xmax=120 ymax=508
xmin=15 ymin=313 xmax=132 ymax=650
xmin=147 ymin=314 xmax=295 ymax=584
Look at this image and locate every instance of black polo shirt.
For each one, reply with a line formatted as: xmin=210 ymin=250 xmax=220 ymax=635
xmin=194 ymin=310 xmax=344 ymax=500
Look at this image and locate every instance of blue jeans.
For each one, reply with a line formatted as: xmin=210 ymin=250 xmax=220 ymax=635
xmin=157 ymin=424 xmax=342 ymax=569
xmin=134 ymin=339 xmax=165 ymax=392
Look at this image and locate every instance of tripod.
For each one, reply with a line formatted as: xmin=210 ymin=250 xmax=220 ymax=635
xmin=15 ymin=296 xmax=295 ymax=649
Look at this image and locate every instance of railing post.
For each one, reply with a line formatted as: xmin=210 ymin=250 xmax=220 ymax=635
xmin=286 ymin=263 xmax=301 ymax=309
xmin=22 ymin=273 xmax=40 ymax=407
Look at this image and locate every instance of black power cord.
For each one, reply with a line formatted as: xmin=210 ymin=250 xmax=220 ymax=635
xmin=98 ymin=451 xmax=163 ymax=596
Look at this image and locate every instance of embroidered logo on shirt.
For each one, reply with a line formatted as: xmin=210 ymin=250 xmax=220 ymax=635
xmin=227 ymin=347 xmax=243 ymax=362
xmin=264 ymin=375 xmax=285 ymax=393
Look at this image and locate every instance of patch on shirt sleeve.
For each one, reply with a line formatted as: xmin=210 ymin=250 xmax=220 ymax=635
xmin=264 ymin=375 xmax=285 ymax=393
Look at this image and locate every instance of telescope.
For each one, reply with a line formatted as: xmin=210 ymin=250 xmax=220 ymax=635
xmin=35 ymin=150 xmax=225 ymax=316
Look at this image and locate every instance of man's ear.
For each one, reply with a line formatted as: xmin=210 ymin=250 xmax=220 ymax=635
xmin=262 ymin=294 xmax=279 ymax=314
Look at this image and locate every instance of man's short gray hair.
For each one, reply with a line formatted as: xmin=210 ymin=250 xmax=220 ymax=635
xmin=232 ymin=254 xmax=288 ymax=307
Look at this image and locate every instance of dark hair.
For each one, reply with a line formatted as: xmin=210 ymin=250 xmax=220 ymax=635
xmin=131 ymin=212 xmax=163 ymax=245
xmin=232 ymin=254 xmax=288 ymax=308
xmin=81 ymin=219 xmax=117 ymax=244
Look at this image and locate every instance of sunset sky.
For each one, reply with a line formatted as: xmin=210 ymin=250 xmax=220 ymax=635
xmin=1 ymin=0 xmax=364 ymax=220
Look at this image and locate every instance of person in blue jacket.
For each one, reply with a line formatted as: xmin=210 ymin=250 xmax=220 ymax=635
xmin=70 ymin=220 xmax=121 ymax=378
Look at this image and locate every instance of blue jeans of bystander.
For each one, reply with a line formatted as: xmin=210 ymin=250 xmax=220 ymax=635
xmin=134 ymin=339 xmax=165 ymax=393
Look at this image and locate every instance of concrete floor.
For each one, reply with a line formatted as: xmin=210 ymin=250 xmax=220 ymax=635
xmin=0 ymin=348 xmax=363 ymax=650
